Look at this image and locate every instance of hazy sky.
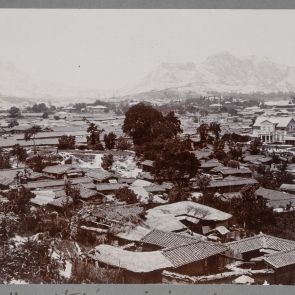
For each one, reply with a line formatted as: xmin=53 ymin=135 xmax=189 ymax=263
xmin=1 ymin=9 xmax=295 ymax=94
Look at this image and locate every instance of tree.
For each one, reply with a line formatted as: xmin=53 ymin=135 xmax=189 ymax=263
xmin=168 ymin=185 xmax=192 ymax=203
xmin=197 ymin=123 xmax=213 ymax=144
xmin=212 ymin=139 xmax=226 ymax=161
xmin=152 ymin=138 xmax=200 ymax=187
xmin=249 ymin=138 xmax=262 ymax=155
xmin=73 ymin=103 xmax=87 ymax=112
xmin=114 ymin=187 xmax=138 ymax=204
xmin=209 ymin=122 xmax=221 ymax=140
xmin=195 ymin=174 xmax=211 ymax=192
xmin=116 ymin=136 xmax=131 ymax=151
xmin=31 ymin=103 xmax=49 ymax=113
xmin=227 ymin=141 xmax=243 ymax=161
xmin=10 ymin=144 xmax=27 ymax=167
xmin=0 ymin=149 xmax=11 ymax=169
xmin=26 ymin=153 xmax=61 ymax=172
xmin=103 ymin=132 xmax=117 ymax=150
xmin=42 ymin=112 xmax=49 ymax=119
xmin=6 ymin=186 xmax=32 ymax=216
xmin=84 ymin=120 xmax=104 ymax=150
xmin=24 ymin=125 xmax=42 ymax=153
xmin=8 ymin=119 xmax=19 ymax=128
xmin=58 ymin=135 xmax=76 ymax=150
xmin=230 ymin=185 xmax=274 ymax=232
xmin=222 ymin=133 xmax=249 ymax=143
xmin=0 ymin=237 xmax=61 ymax=283
xmin=64 ymin=179 xmax=81 ymax=205
xmin=123 ymin=103 xmax=182 ymax=146
xmin=101 ymin=154 xmax=114 ymax=171
xmin=8 ymin=106 xmax=21 ymax=118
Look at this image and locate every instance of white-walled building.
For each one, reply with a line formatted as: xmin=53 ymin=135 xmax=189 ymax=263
xmin=252 ymin=116 xmax=295 ymax=143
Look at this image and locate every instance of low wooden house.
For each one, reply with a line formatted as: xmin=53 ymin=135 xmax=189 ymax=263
xmin=147 ymin=201 xmax=232 ymax=235
xmin=42 ymin=164 xmax=84 ymax=179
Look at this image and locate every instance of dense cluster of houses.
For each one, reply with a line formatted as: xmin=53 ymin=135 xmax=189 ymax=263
xmin=2 ymin=99 xmax=295 ymax=284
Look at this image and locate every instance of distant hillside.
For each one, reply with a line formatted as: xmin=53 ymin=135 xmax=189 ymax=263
xmin=130 ymin=52 xmax=295 ymax=95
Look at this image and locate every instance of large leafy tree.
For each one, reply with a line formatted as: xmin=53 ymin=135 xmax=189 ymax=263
xmin=10 ymin=144 xmax=28 ymax=167
xmin=84 ymin=119 xmax=104 ymax=150
xmin=209 ymin=122 xmax=221 ymax=140
xmin=197 ymin=123 xmax=213 ymax=144
xmin=103 ymin=132 xmax=117 ymax=150
xmin=0 ymin=149 xmax=11 ymax=169
xmin=101 ymin=154 xmax=114 ymax=171
xmin=230 ymin=185 xmax=274 ymax=232
xmin=24 ymin=125 xmax=42 ymax=153
xmin=249 ymin=138 xmax=262 ymax=155
xmin=123 ymin=103 xmax=182 ymax=146
xmin=152 ymin=138 xmax=200 ymax=187
xmin=8 ymin=106 xmax=21 ymax=118
xmin=58 ymin=135 xmax=76 ymax=150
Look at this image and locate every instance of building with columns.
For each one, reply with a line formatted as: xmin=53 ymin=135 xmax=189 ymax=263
xmin=252 ymin=116 xmax=295 ymax=143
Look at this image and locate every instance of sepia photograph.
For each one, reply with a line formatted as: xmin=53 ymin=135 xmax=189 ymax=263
xmin=1 ymin=8 xmax=295 ymax=286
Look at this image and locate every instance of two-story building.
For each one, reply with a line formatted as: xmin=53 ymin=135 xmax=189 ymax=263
xmin=252 ymin=116 xmax=295 ymax=143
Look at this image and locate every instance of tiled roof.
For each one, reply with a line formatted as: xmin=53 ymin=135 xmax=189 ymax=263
xmin=213 ymin=167 xmax=252 ymax=176
xmin=144 ymin=185 xmax=167 ymax=193
xmin=263 ymin=248 xmax=295 ymax=269
xmin=79 ymin=203 xmax=144 ymax=223
xmin=280 ymin=184 xmax=295 ymax=192
xmin=253 ymin=116 xmax=294 ymax=128
xmin=43 ymin=164 xmax=82 ymax=175
xmin=149 ymin=201 xmax=232 ymax=222
xmin=162 ymin=241 xmax=228 ymax=268
xmin=26 ymin=177 xmax=93 ymax=189
xmin=144 ymin=211 xmax=187 ymax=232
xmin=227 ymin=233 xmax=295 ymax=254
xmin=89 ymin=245 xmax=173 ymax=273
xmin=255 ymin=187 xmax=295 ymax=208
xmin=77 ymin=185 xmax=102 ymax=199
xmin=0 ymin=175 xmax=14 ymax=186
xmin=194 ymin=176 xmax=258 ymax=189
xmin=140 ymin=229 xmax=203 ymax=248
xmin=84 ymin=168 xmax=116 ymax=181
xmin=95 ymin=183 xmax=127 ymax=192
xmin=141 ymin=160 xmax=154 ymax=167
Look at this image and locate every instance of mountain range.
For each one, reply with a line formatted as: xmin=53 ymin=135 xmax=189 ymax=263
xmin=1 ymin=52 xmax=295 ymax=108
xmin=130 ymin=52 xmax=295 ymax=95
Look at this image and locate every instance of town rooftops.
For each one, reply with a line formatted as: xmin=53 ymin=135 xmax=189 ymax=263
xmin=162 ymin=241 xmax=228 ymax=268
xmin=148 ymin=201 xmax=232 ymax=222
xmin=243 ymin=155 xmax=272 ymax=164
xmin=193 ymin=176 xmax=258 ymax=190
xmin=280 ymin=183 xmax=295 ymax=193
xmin=226 ymin=233 xmax=295 ymax=254
xmin=90 ymin=240 xmax=228 ymax=272
xmin=84 ymin=168 xmax=117 ymax=181
xmin=42 ymin=164 xmax=83 ymax=175
xmin=144 ymin=211 xmax=188 ymax=232
xmin=141 ymin=160 xmax=154 ymax=167
xmin=0 ymin=168 xmax=24 ymax=186
xmin=89 ymin=245 xmax=173 ymax=273
xmin=212 ymin=167 xmax=252 ymax=176
xmin=79 ymin=203 xmax=145 ymax=223
xmin=140 ymin=229 xmax=203 ymax=249
xmin=253 ymin=116 xmax=294 ymax=128
xmin=95 ymin=183 xmax=127 ymax=192
xmin=115 ymin=226 xmax=151 ymax=242
xmin=200 ymin=159 xmax=223 ymax=169
xmin=255 ymin=187 xmax=295 ymax=208
xmin=263 ymin=248 xmax=295 ymax=269
xmin=25 ymin=177 xmax=93 ymax=190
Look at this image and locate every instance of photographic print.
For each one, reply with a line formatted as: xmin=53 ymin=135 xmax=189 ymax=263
xmin=0 ymin=9 xmax=295 ymax=285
